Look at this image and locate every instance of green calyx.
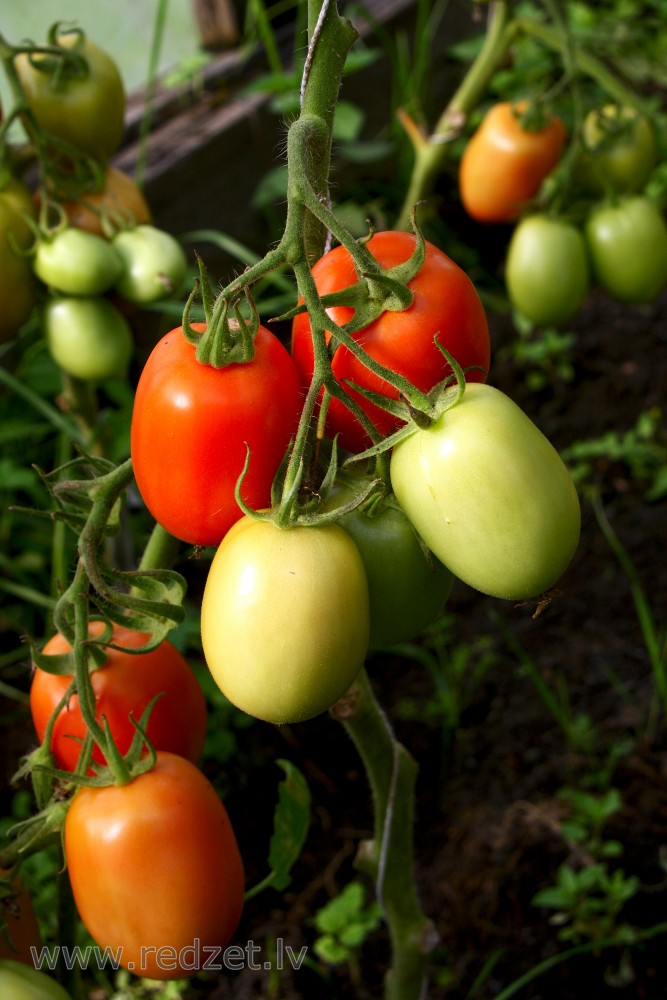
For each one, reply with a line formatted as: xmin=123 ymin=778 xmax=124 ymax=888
xmin=28 ymin=24 xmax=90 ymax=87
xmin=182 ymin=254 xmax=258 ymax=368
xmin=281 ymin=211 xmax=427 ymax=340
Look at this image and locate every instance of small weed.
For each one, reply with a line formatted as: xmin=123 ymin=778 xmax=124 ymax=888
xmin=312 ymin=881 xmax=382 ymax=983
xmin=532 ymin=787 xmax=640 ymax=947
xmin=563 ymin=407 xmax=667 ymax=500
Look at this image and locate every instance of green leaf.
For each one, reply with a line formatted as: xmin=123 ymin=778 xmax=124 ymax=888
xmin=333 ymin=101 xmax=365 ymax=142
xmin=266 ymin=759 xmax=311 ymax=892
xmin=313 ymin=934 xmax=349 ymax=965
xmin=315 ymin=882 xmax=365 ymax=934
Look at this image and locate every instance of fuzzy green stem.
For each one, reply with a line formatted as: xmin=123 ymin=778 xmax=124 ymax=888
xmin=335 ymin=669 xmax=437 ymax=998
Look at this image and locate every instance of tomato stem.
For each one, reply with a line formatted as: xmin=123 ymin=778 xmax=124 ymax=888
xmin=333 ymin=668 xmax=438 ymax=998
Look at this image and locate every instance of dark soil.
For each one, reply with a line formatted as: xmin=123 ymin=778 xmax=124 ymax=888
xmin=196 ymin=286 xmax=667 ymax=1000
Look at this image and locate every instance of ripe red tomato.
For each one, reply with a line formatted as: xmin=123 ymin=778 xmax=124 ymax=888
xmin=64 ymin=752 xmax=244 ymax=980
xmin=131 ymin=323 xmax=303 ymax=547
xmin=459 ymin=102 xmax=566 ymax=223
xmin=291 ymin=232 xmax=490 ymax=453
xmin=30 ymin=622 xmax=207 ymax=771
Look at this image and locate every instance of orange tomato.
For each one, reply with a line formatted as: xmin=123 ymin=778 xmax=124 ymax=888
xmin=37 ymin=167 xmax=152 ymax=237
xmin=459 ymin=102 xmax=566 ymax=223
xmin=65 ymin=752 xmax=244 ymax=980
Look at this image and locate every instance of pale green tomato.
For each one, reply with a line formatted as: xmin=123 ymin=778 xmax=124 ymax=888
xmin=390 ymin=383 xmax=580 ymax=600
xmin=201 ymin=517 xmax=370 ymax=724
xmin=0 ymin=959 xmax=73 ymax=1000
xmin=112 ymin=225 xmax=188 ymax=304
xmin=43 ymin=296 xmax=133 ymax=380
xmin=585 ymin=196 xmax=667 ymax=304
xmin=34 ymin=228 xmax=123 ymax=296
xmin=505 ymin=215 xmax=590 ymax=327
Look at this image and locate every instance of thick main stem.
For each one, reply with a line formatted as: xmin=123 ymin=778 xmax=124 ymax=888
xmin=335 ymin=669 xmax=437 ymax=999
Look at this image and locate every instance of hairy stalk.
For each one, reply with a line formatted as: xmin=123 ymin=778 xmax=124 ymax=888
xmin=334 ymin=669 xmax=438 ymax=998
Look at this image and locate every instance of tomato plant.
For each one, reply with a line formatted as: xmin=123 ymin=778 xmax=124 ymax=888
xmin=585 ymin=196 xmax=667 ymax=304
xmin=291 ymin=231 xmax=490 ymax=453
xmin=201 ymin=516 xmax=370 ymax=723
xmin=43 ymin=296 xmax=133 ymax=381
xmin=0 ymin=960 xmax=73 ymax=999
xmin=33 ymin=228 xmax=122 ymax=296
xmin=576 ymin=105 xmax=657 ymax=194
xmin=326 ymin=478 xmax=454 ymax=648
xmin=112 ymin=224 xmax=188 ymax=304
xmin=131 ymin=323 xmax=303 ymax=546
xmin=459 ymin=102 xmax=566 ymax=223
xmin=0 ymin=176 xmax=38 ymax=342
xmin=30 ymin=621 xmax=208 ymax=771
xmin=44 ymin=166 xmax=152 ymax=238
xmin=64 ymin=752 xmax=244 ymax=980
xmin=505 ymin=215 xmax=590 ymax=327
xmin=14 ymin=31 xmax=125 ymax=162
xmin=390 ymin=383 xmax=580 ymax=600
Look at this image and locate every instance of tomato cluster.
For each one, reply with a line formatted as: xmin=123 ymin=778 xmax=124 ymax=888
xmin=2 ymin=24 xmax=596 ymax=995
xmin=458 ymin=101 xmax=667 ymax=326
xmin=1 ymin=28 xmax=189 ymax=382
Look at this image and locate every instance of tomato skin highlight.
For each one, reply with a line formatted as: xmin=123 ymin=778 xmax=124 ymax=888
xmin=291 ymin=231 xmax=490 ymax=454
xmin=64 ymin=752 xmax=244 ymax=981
xmin=505 ymin=215 xmax=590 ymax=327
xmin=390 ymin=383 xmax=580 ymax=600
xmin=30 ymin=622 xmax=207 ymax=771
xmin=459 ymin=102 xmax=566 ymax=223
xmin=131 ymin=324 xmax=303 ymax=547
xmin=585 ymin=196 xmax=667 ymax=304
xmin=201 ymin=517 xmax=370 ymax=724
xmin=15 ymin=34 xmax=125 ymax=163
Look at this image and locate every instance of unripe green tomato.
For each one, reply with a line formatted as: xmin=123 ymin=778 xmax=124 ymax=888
xmin=0 ymin=179 xmax=38 ymax=342
xmin=505 ymin=215 xmax=590 ymax=327
xmin=14 ymin=33 xmax=125 ymax=163
xmin=34 ymin=228 xmax=123 ymax=296
xmin=0 ymin=958 xmax=73 ymax=999
xmin=326 ymin=482 xmax=454 ymax=647
xmin=201 ymin=517 xmax=370 ymax=724
xmin=43 ymin=296 xmax=133 ymax=380
xmin=112 ymin=225 xmax=188 ymax=304
xmin=390 ymin=383 xmax=580 ymax=600
xmin=585 ymin=196 xmax=667 ymax=304
xmin=577 ymin=105 xmax=657 ymax=194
